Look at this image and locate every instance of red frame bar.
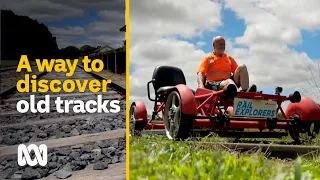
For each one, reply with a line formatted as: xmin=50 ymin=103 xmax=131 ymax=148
xmin=145 ymin=89 xmax=291 ymax=131
xmin=145 ymin=119 xmax=289 ymax=130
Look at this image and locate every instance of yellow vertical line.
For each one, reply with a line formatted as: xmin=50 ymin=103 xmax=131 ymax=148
xmin=125 ymin=0 xmax=130 ymax=179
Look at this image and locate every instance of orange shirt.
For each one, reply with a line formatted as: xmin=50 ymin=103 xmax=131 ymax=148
xmin=197 ymin=53 xmax=238 ymax=81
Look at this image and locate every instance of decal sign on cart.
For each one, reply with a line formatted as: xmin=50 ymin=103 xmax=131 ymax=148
xmin=233 ymin=98 xmax=277 ymax=118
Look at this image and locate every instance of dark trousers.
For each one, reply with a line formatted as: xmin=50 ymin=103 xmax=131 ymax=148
xmin=205 ymin=75 xmax=238 ymax=91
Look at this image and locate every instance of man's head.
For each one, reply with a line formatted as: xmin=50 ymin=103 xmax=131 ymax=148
xmin=212 ymin=36 xmax=226 ymax=55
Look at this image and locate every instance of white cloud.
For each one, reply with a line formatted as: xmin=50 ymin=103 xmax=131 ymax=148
xmin=130 ymin=0 xmax=223 ymax=113
xmin=130 ymin=38 xmax=207 ymax=96
xmin=130 ymin=0 xmax=320 ymax=115
xmin=224 ymin=0 xmax=320 ymax=98
xmin=196 ymin=41 xmax=206 ymax=47
xmin=130 ymin=0 xmax=223 ymax=44
xmin=0 ymin=0 xmax=84 ymax=22
xmin=50 ymin=27 xmax=85 ymax=37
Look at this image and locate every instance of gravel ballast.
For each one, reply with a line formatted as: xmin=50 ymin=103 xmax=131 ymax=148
xmin=0 ymin=138 xmax=126 ymax=179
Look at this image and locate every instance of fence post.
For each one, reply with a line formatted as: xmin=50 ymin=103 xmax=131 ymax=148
xmin=106 ymin=55 xmax=109 ymax=70
xmin=101 ymin=55 xmax=103 ymax=69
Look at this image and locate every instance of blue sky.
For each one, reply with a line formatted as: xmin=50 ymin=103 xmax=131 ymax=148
xmin=290 ymin=30 xmax=320 ymax=60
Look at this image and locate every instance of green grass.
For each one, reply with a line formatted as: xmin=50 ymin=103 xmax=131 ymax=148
xmin=191 ymin=131 xmax=320 ymax=146
xmin=238 ymin=133 xmax=320 ymax=146
xmin=130 ymin=135 xmax=320 ymax=180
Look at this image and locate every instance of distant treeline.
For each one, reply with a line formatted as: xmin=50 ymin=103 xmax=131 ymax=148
xmin=1 ymin=10 xmax=99 ymax=60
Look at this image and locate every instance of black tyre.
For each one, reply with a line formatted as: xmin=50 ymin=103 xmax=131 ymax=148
xmin=129 ymin=104 xmax=145 ymax=137
xmin=289 ymin=119 xmax=320 ymax=144
xmin=164 ymin=91 xmax=193 ymax=140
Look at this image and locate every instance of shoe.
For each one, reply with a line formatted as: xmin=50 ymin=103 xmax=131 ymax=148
xmin=240 ymin=84 xmax=257 ymax=92
xmin=247 ymin=84 xmax=257 ymax=92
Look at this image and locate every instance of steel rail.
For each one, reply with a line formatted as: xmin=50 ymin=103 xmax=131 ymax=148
xmin=76 ymin=64 xmax=126 ymax=95
xmin=0 ymin=65 xmax=126 ymax=102
xmin=140 ymin=130 xmax=320 ymax=156
xmin=0 ymin=71 xmax=48 ymax=102
xmin=191 ymin=142 xmax=320 ymax=154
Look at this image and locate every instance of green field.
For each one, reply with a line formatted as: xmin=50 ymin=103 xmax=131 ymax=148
xmin=130 ymin=135 xmax=320 ymax=180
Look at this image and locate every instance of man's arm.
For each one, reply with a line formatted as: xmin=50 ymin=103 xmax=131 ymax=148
xmin=197 ymin=57 xmax=209 ymax=88
xmin=197 ymin=72 xmax=206 ymax=88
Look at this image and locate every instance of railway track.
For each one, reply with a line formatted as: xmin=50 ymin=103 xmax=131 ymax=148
xmin=0 ymin=67 xmax=45 ymax=100
xmin=140 ymin=130 xmax=320 ymax=158
xmin=0 ymin=65 xmax=126 ymax=180
xmin=0 ymin=67 xmax=19 ymax=73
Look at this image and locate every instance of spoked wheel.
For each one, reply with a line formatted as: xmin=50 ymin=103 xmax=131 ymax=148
xmin=289 ymin=115 xmax=320 ymax=144
xmin=164 ymin=91 xmax=193 ymax=140
xmin=129 ymin=104 xmax=144 ymax=137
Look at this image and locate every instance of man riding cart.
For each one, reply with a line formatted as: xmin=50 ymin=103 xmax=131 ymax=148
xmin=197 ymin=36 xmax=257 ymax=93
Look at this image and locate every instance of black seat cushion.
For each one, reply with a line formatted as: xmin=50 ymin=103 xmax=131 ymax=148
xmin=152 ymin=66 xmax=186 ymax=93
